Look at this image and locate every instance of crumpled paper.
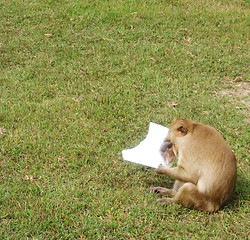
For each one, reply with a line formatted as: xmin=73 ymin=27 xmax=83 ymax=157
xmin=122 ymin=122 xmax=170 ymax=168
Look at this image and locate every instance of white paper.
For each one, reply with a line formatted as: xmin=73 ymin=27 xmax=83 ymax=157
xmin=122 ymin=122 xmax=170 ymax=168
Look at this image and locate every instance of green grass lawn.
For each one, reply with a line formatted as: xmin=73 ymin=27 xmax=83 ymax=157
xmin=0 ymin=0 xmax=249 ymax=239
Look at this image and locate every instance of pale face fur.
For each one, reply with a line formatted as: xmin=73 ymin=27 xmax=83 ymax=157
xmin=160 ymin=140 xmax=175 ymax=166
xmin=151 ymin=118 xmax=237 ymax=212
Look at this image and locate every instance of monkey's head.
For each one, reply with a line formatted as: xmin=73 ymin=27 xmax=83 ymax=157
xmin=167 ymin=118 xmax=195 ymax=141
xmin=161 ymin=119 xmax=195 ymax=165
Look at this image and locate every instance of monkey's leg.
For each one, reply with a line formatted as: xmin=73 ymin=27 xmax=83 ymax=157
xmin=173 ymin=180 xmax=184 ymax=191
xmin=150 ymin=187 xmax=177 ymax=196
xmin=172 ymin=182 xmax=218 ymax=212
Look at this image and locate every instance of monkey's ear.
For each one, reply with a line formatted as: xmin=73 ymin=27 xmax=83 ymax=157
xmin=177 ymin=125 xmax=188 ymax=136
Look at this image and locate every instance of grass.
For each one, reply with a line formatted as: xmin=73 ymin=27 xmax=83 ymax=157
xmin=0 ymin=0 xmax=249 ymax=239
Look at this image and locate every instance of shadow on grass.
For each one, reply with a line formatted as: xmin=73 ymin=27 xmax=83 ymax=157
xmin=144 ymin=178 xmax=174 ymax=189
xmin=226 ymin=173 xmax=250 ymax=211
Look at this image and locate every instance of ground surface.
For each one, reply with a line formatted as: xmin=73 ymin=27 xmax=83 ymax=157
xmin=0 ymin=0 xmax=249 ymax=239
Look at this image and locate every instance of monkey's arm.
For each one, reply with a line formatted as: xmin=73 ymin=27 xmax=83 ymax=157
xmin=156 ymin=164 xmax=197 ymax=184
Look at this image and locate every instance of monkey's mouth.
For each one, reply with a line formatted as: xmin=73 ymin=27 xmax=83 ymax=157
xmin=161 ymin=152 xmax=175 ymax=167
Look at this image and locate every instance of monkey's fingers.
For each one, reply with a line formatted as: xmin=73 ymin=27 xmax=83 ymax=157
xmin=150 ymin=187 xmax=161 ymax=194
xmin=155 ymin=164 xmax=167 ymax=174
xmin=151 ymin=187 xmax=176 ymax=196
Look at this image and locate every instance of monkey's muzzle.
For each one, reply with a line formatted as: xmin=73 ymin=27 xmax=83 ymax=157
xmin=160 ymin=140 xmax=175 ymax=165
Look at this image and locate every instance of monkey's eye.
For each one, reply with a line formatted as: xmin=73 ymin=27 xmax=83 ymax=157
xmin=162 ymin=140 xmax=172 ymax=149
xmin=165 ymin=141 xmax=172 ymax=149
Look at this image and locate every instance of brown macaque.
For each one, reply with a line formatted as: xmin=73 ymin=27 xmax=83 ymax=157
xmin=151 ymin=119 xmax=237 ymax=212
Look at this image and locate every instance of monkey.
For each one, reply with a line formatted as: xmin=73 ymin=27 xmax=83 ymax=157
xmin=151 ymin=118 xmax=237 ymax=212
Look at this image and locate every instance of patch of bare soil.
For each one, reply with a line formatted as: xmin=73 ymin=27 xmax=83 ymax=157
xmin=219 ymin=81 xmax=249 ymax=122
xmin=220 ymin=82 xmax=250 ymax=107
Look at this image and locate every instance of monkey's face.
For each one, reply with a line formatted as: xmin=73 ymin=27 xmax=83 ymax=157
xmin=160 ymin=140 xmax=175 ymax=166
xmin=160 ymin=119 xmax=192 ymax=166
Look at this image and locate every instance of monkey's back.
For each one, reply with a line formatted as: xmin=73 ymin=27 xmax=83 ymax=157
xmin=193 ymin=124 xmax=237 ymax=206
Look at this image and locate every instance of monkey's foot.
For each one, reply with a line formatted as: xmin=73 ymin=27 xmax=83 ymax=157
xmin=156 ymin=198 xmax=174 ymax=203
xmin=150 ymin=187 xmax=176 ymax=196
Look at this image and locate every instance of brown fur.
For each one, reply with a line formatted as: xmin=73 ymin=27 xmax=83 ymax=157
xmin=151 ymin=119 xmax=237 ymax=212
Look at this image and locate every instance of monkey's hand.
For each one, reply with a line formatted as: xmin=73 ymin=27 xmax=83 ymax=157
xmin=155 ymin=164 xmax=167 ymax=174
